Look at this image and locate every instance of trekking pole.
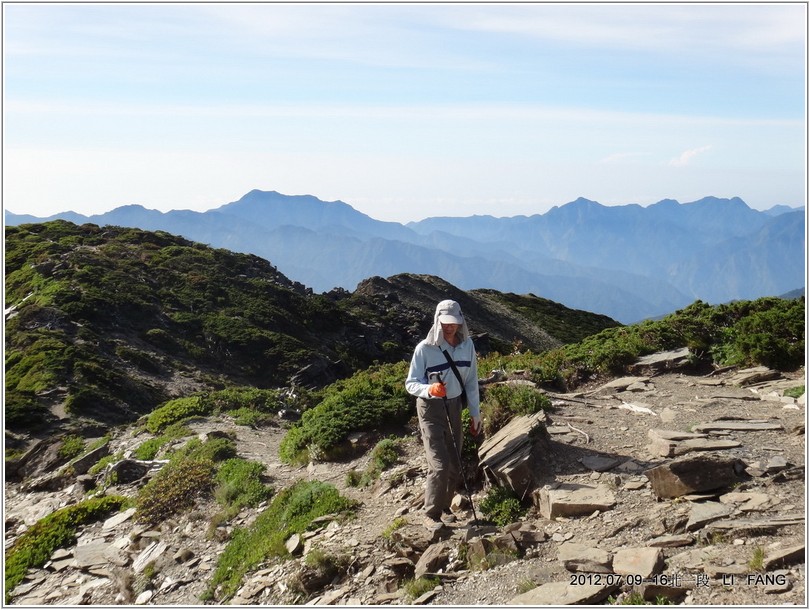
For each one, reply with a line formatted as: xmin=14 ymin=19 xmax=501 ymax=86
xmin=429 ymin=372 xmax=481 ymax=526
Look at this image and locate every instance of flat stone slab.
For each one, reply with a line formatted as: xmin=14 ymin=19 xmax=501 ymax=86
xmin=692 ymin=420 xmax=783 ymax=432
xmin=647 ymin=534 xmax=695 ymax=548
xmin=719 ymin=492 xmax=774 ymax=512
xmin=685 ymin=501 xmax=734 ymax=531
xmin=612 ymin=547 xmax=664 ymax=578
xmin=630 ymin=348 xmax=691 ymax=372
xmin=533 ymin=482 xmax=616 ymax=519
xmin=557 ymin=542 xmax=613 ymax=573
xmin=764 ymin=543 xmax=805 ymax=570
xmin=704 ymin=515 xmax=805 ymax=537
xmin=102 ymin=507 xmax=136 ymax=531
xmin=133 ymin=540 xmax=169 ymax=574
xmin=728 ymin=367 xmax=782 ymax=387
xmin=510 ymin=581 xmax=619 ymax=605
xmin=478 ymin=411 xmax=551 ymax=494
xmin=73 ymin=539 xmax=129 ymax=568
xmin=645 ymin=454 xmax=739 ymax=499
xmin=591 ymin=376 xmax=650 ymax=393
xmin=647 ymin=436 xmax=742 ymax=458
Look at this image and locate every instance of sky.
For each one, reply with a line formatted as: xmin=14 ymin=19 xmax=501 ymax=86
xmin=3 ymin=2 xmax=807 ymax=223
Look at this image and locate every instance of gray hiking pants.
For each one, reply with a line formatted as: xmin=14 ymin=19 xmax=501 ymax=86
xmin=417 ymin=395 xmax=463 ymax=519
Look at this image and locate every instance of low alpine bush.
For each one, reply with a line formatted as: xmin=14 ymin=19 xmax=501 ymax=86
xmin=480 ymin=485 xmax=527 ymax=527
xmin=279 ymin=362 xmax=411 ymax=464
xmin=5 ymin=495 xmax=129 ymax=602
xmin=204 ymin=480 xmax=358 ymax=602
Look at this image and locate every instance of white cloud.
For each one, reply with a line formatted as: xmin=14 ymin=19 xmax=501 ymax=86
xmin=669 ymin=145 xmax=713 ymax=167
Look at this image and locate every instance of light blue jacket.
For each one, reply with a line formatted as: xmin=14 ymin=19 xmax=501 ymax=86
xmin=405 ymin=337 xmax=480 ymax=417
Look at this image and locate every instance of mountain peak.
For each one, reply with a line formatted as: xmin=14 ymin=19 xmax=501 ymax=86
xmin=569 ymin=197 xmax=603 ymax=207
xmin=686 ymin=195 xmax=750 ymax=210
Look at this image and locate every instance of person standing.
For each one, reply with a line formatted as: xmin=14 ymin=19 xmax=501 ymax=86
xmin=405 ymin=299 xmax=481 ymax=531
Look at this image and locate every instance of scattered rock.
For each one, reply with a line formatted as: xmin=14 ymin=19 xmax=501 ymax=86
xmin=510 ymin=581 xmax=619 ymax=605
xmin=629 ymin=347 xmax=691 ymax=373
xmin=589 ymin=376 xmax=650 ymax=394
xmin=557 ymin=542 xmax=613 ymax=573
xmin=692 ymin=420 xmax=784 ymax=432
xmin=533 ymin=482 xmax=616 ymax=519
xmin=685 ymin=501 xmax=734 ymax=531
xmin=612 ymin=547 xmax=664 ymax=578
xmin=478 ymin=410 xmax=551 ymax=494
xmin=414 ymin=541 xmax=452 ymax=578
xmin=727 ymin=366 xmax=782 ymax=387
xmin=644 ymin=454 xmax=740 ymax=499
xmin=763 ymin=543 xmax=805 ymax=570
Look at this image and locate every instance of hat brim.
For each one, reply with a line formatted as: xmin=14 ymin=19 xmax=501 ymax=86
xmin=438 ymin=314 xmax=464 ymax=325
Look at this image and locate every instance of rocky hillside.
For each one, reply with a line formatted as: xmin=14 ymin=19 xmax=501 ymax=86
xmin=5 ymin=220 xmax=618 ymax=441
xmin=5 ymin=221 xmax=805 ymax=607
xmin=4 ymin=360 xmax=805 ymax=606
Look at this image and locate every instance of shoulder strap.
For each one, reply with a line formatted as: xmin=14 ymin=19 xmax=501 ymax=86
xmin=442 ymin=349 xmax=464 ymax=386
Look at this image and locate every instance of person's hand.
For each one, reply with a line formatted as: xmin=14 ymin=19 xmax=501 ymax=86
xmin=428 ymin=382 xmax=446 ymax=398
xmin=470 ymin=414 xmax=482 ymax=436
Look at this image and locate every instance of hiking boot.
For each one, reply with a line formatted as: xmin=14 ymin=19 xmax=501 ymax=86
xmin=441 ymin=510 xmax=456 ymax=524
xmin=423 ymin=514 xmax=443 ymax=532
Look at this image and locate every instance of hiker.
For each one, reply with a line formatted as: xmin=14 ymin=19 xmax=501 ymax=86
xmin=405 ymin=299 xmax=481 ymax=531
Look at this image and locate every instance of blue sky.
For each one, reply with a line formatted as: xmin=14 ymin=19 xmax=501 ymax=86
xmin=3 ymin=2 xmax=806 ymax=222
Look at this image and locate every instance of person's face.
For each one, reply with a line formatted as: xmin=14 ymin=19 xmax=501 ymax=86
xmin=441 ymin=322 xmax=460 ymax=340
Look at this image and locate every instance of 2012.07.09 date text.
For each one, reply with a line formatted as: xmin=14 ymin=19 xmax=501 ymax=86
xmin=569 ymin=573 xmax=645 ymax=587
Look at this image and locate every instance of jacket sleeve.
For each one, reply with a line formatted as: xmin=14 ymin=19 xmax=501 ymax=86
xmin=405 ymin=343 xmax=431 ymax=399
xmin=464 ymin=343 xmax=480 ymax=417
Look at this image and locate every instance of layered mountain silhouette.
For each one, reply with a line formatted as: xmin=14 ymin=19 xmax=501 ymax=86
xmin=5 ymin=191 xmax=804 ymax=323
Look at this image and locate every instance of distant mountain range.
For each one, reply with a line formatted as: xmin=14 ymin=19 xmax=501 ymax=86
xmin=5 ymin=192 xmax=805 ymax=323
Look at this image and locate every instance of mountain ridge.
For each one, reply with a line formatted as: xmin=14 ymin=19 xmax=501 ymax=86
xmin=5 ymin=191 xmax=805 ymax=323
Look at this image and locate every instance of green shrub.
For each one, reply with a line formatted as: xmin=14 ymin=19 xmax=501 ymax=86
xmin=381 ymin=517 xmax=408 ymax=539
xmin=481 ymin=384 xmax=551 ymax=436
xmin=144 ymin=387 xmax=287 ymax=434
xmin=204 ymin=480 xmax=358 ymax=602
xmin=171 ymin=437 xmax=237 ymax=464
xmin=350 ymin=438 xmax=400 ymax=487
xmin=748 ymin=546 xmax=765 ymax=572
xmin=88 ymin=452 xmax=123 ymax=476
xmin=214 ymin=458 xmax=274 ymax=516
xmin=478 ymin=297 xmax=804 ymax=392
xmin=480 ymin=486 xmax=526 ymax=527
xmin=135 ymin=459 xmax=216 ymax=526
xmin=133 ymin=437 xmax=165 ymax=461
xmin=345 ymin=469 xmax=362 ymax=487
xmin=133 ymin=436 xmax=236 ymax=525
xmin=226 ymin=407 xmax=275 ymax=428
xmin=133 ymin=423 xmax=193 ymax=460
xmin=145 ymin=396 xmax=209 ymax=434
xmin=279 ymin=362 xmax=411 ymax=464
xmin=785 ymin=385 xmax=805 ymax=399
xmin=402 ymin=576 xmax=440 ymax=601
xmin=730 ymin=300 xmax=805 ymax=370
xmin=57 ymin=434 xmax=86 ymax=462
xmin=5 ymin=495 xmax=128 ymax=602
xmin=299 ymin=548 xmax=350 ymax=588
